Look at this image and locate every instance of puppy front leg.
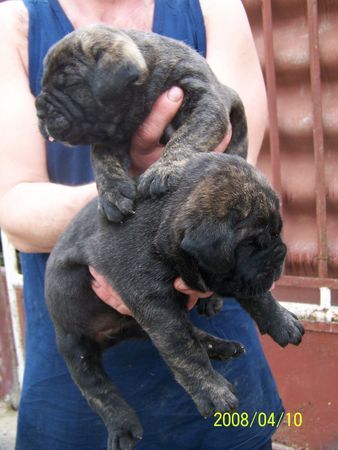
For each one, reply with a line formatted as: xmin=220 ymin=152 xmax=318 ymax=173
xmin=55 ymin=328 xmax=143 ymax=450
xmin=132 ymin=298 xmax=238 ymax=417
xmin=236 ymin=292 xmax=305 ymax=347
xmin=91 ymin=143 xmax=136 ymax=222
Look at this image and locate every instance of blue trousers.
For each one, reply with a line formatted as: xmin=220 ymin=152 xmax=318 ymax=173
xmin=16 ymin=254 xmax=282 ymax=450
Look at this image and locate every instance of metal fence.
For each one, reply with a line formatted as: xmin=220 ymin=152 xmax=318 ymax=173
xmin=1 ymin=231 xmax=24 ymax=387
xmin=258 ymin=0 xmax=338 ymax=321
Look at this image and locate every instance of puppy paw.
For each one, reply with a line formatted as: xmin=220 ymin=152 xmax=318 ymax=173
xmin=197 ymin=297 xmax=224 ymax=317
xmin=266 ymin=307 xmax=305 ymax=347
xmin=107 ymin=416 xmax=143 ymax=450
xmin=98 ymin=179 xmax=136 ymax=222
xmin=205 ymin=338 xmax=245 ymax=361
xmin=138 ymin=160 xmax=186 ymax=198
xmin=193 ymin=373 xmax=238 ymax=418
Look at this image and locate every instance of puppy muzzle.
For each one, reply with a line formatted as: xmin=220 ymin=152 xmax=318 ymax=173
xmin=36 ymin=88 xmax=107 ymax=145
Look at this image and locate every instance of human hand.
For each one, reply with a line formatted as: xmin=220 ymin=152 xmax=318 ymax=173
xmin=89 ymin=266 xmax=133 ymax=315
xmin=89 ymin=266 xmax=213 ymax=316
xmin=213 ymin=124 xmax=232 ymax=153
xmin=173 ymin=278 xmax=214 ymax=310
xmin=129 ymin=86 xmax=184 ymax=176
xmin=129 ymin=87 xmax=232 ymax=176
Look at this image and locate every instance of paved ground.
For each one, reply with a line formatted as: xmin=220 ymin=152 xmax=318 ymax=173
xmin=0 ymin=401 xmax=17 ymax=450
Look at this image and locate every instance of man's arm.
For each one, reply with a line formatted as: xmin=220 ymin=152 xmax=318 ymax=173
xmin=0 ymin=2 xmax=97 ymax=253
xmin=201 ymin=0 xmax=267 ymax=165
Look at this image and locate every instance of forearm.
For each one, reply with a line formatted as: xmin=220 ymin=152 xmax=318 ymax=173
xmin=0 ymin=181 xmax=97 ymax=253
xmin=214 ymin=54 xmax=267 ymax=167
xmin=241 ymin=82 xmax=267 ymax=166
xmin=201 ymin=0 xmax=267 ymax=167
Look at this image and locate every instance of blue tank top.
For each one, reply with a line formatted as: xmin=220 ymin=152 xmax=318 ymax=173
xmin=17 ymin=2 xmax=282 ymax=449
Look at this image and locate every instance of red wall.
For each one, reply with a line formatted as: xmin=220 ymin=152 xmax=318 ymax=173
xmin=262 ymin=322 xmax=338 ymax=449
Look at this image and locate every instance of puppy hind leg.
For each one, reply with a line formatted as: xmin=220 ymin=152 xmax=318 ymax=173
xmin=137 ymin=96 xmax=229 ymax=198
xmin=193 ymin=326 xmax=245 ymax=361
xmin=132 ymin=298 xmax=238 ymax=417
xmin=220 ymin=85 xmax=248 ymax=159
xmin=55 ymin=328 xmax=143 ymax=450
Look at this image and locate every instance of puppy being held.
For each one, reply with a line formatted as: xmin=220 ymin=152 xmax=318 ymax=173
xmin=35 ymin=24 xmax=248 ymax=222
xmin=45 ymin=153 xmax=304 ymax=450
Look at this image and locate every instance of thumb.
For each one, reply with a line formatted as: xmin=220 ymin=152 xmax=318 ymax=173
xmin=131 ymin=86 xmax=184 ymax=153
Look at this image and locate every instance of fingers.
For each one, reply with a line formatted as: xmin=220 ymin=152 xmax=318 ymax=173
xmin=130 ymin=85 xmax=232 ymax=175
xmin=174 ymin=278 xmax=213 ymax=298
xmin=174 ymin=278 xmax=214 ymax=311
xmin=89 ymin=266 xmax=133 ymax=316
xmin=213 ymin=124 xmax=232 ymax=153
xmin=131 ymin=86 xmax=184 ymax=154
xmin=186 ymin=295 xmax=200 ymax=311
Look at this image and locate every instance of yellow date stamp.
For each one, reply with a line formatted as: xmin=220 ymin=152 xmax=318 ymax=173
xmin=213 ymin=411 xmax=303 ymax=428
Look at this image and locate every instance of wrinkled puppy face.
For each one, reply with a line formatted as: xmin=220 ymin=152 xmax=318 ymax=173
xmin=177 ymin=154 xmax=287 ymax=298
xmin=35 ymin=25 xmax=148 ymax=145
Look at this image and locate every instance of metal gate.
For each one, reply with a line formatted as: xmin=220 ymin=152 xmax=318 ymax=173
xmin=244 ymin=0 xmax=338 ymax=322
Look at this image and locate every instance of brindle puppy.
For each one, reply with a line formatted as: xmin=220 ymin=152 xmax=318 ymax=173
xmin=45 ymin=153 xmax=304 ymax=450
xmin=36 ymin=24 xmax=247 ymax=222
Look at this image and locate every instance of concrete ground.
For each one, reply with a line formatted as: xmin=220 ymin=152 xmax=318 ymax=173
xmin=0 ymin=401 xmax=17 ymax=450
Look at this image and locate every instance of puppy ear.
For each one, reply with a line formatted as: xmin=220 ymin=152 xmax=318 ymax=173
xmin=92 ymin=53 xmax=143 ymax=101
xmin=180 ymin=221 xmax=235 ymax=274
xmin=91 ymin=34 xmax=148 ymax=101
xmin=155 ymin=222 xmax=210 ymax=293
xmin=175 ymin=256 xmax=210 ymax=293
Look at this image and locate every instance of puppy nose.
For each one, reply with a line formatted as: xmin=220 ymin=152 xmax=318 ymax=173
xmin=279 ymin=243 xmax=287 ymax=259
xmin=35 ymin=96 xmax=44 ymax=113
xmin=35 ymin=94 xmax=49 ymax=119
xmin=36 ymin=110 xmax=45 ymax=120
xmin=272 ymin=241 xmax=287 ymax=260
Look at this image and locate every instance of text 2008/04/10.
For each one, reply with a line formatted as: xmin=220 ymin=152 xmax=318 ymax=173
xmin=213 ymin=411 xmax=303 ymax=428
